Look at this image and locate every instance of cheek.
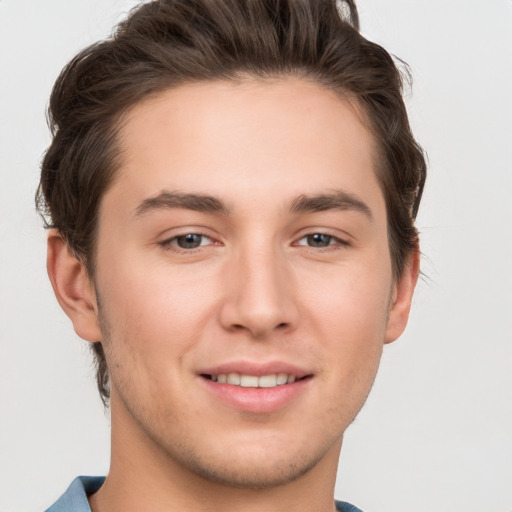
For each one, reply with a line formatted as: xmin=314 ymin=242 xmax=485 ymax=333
xmin=301 ymin=264 xmax=391 ymax=370
xmin=303 ymin=259 xmax=391 ymax=327
xmin=96 ymin=253 xmax=220 ymax=360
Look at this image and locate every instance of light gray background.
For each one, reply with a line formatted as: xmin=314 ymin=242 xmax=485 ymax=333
xmin=1 ymin=1 xmax=511 ymax=511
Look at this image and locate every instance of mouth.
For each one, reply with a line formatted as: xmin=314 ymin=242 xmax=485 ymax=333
xmin=201 ymin=372 xmax=310 ymax=388
xmin=197 ymin=362 xmax=313 ymax=413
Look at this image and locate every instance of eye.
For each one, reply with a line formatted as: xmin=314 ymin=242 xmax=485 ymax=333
xmin=295 ymin=233 xmax=348 ymax=249
xmin=162 ymin=233 xmax=213 ymax=250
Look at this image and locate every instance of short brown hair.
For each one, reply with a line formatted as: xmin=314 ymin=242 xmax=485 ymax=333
xmin=37 ymin=0 xmax=426 ymax=406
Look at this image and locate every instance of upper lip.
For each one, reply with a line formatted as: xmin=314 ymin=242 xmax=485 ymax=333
xmin=197 ymin=361 xmax=312 ymax=379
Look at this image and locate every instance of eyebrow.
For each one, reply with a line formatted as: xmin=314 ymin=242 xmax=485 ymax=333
xmin=133 ymin=191 xmax=230 ymax=217
xmin=289 ymin=190 xmax=373 ymax=220
xmin=133 ymin=189 xmax=372 ymax=220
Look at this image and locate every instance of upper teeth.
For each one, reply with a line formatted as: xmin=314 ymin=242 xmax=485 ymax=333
xmin=213 ymin=373 xmax=296 ymax=388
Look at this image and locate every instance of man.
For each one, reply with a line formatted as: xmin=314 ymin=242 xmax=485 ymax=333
xmin=38 ymin=0 xmax=426 ymax=511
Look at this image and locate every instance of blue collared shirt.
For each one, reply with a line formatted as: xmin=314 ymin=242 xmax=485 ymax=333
xmin=44 ymin=476 xmax=364 ymax=512
xmin=44 ymin=477 xmax=104 ymax=512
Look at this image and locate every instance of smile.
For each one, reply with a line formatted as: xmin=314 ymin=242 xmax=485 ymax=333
xmin=204 ymin=373 xmax=298 ymax=388
xmin=199 ymin=365 xmax=312 ymax=413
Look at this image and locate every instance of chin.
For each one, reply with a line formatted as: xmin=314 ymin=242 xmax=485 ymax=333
xmin=176 ymin=447 xmax=323 ymax=489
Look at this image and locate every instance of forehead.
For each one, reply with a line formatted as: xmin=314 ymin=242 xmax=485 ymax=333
xmin=108 ymin=78 xmax=383 ymax=218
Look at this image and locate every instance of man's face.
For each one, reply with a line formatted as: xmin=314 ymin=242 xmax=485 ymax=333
xmin=90 ymin=78 xmax=411 ymax=487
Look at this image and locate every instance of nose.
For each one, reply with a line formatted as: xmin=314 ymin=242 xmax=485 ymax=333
xmin=218 ymin=245 xmax=299 ymax=339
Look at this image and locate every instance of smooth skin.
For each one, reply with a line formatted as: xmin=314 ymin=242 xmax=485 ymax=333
xmin=47 ymin=78 xmax=419 ymax=512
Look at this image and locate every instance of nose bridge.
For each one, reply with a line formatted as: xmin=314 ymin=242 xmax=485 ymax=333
xmin=242 ymin=243 xmax=283 ymax=304
xmin=220 ymin=233 xmax=298 ymax=337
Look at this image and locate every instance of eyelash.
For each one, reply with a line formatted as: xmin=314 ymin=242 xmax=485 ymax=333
xmin=159 ymin=232 xmax=349 ymax=253
xmin=159 ymin=233 xmax=216 ymax=252
xmin=294 ymin=233 xmax=349 ymax=251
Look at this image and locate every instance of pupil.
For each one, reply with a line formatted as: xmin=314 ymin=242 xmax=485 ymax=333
xmin=308 ymin=234 xmax=331 ymax=247
xmin=177 ymin=234 xmax=202 ymax=249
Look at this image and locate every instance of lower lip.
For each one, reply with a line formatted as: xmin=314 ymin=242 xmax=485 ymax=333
xmin=199 ymin=376 xmax=312 ymax=414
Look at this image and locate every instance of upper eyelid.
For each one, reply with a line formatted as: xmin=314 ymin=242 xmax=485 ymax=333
xmin=161 ymin=233 xmax=214 ymax=244
xmin=293 ymin=228 xmax=352 ymax=242
xmin=294 ymin=233 xmax=349 ymax=246
xmin=157 ymin=233 xmax=218 ymax=254
xmin=157 ymin=227 xmax=216 ymax=241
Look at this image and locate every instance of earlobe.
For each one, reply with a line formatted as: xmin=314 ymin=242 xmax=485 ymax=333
xmin=47 ymin=230 xmax=102 ymax=342
xmin=384 ymin=247 xmax=420 ymax=344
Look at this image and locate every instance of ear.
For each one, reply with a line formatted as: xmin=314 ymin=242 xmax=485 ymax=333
xmin=384 ymin=247 xmax=420 ymax=344
xmin=46 ymin=230 xmax=102 ymax=342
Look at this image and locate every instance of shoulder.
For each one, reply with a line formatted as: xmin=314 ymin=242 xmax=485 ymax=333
xmin=44 ymin=476 xmax=105 ymax=512
xmin=335 ymin=500 xmax=365 ymax=512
